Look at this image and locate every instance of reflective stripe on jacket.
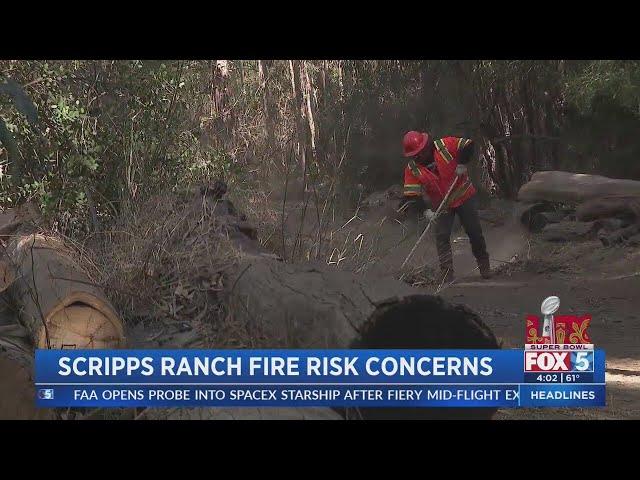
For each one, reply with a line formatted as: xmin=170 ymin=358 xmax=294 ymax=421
xmin=402 ymin=136 xmax=476 ymax=209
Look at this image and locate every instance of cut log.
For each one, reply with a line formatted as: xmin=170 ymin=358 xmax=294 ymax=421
xmin=0 ymin=302 xmax=56 ymax=419
xmin=540 ymin=221 xmax=597 ymax=242
xmin=519 ymin=202 xmax=572 ymax=232
xmin=519 ymin=202 xmax=552 ymax=229
xmin=6 ymin=234 xmax=125 ymax=349
xmin=576 ymin=196 xmax=640 ymax=222
xmin=518 ymin=171 xmax=640 ymax=204
xmin=228 ymin=258 xmax=498 ymax=350
xmin=528 ymin=212 xmax=568 ymax=233
xmin=600 ymin=224 xmax=640 ymax=247
xmin=227 ymin=257 xmax=499 ymax=420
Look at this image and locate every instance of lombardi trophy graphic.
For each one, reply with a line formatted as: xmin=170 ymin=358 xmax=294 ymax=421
xmin=540 ymin=296 xmax=560 ymax=344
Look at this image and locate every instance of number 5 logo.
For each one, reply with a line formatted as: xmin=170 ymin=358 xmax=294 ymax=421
xmin=572 ymin=352 xmax=593 ymax=372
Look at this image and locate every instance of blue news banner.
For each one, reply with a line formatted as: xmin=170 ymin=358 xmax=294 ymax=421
xmin=35 ymin=349 xmax=606 ymax=409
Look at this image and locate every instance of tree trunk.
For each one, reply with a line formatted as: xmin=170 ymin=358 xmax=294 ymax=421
xmin=238 ymin=60 xmax=245 ymax=95
xmin=527 ymin=211 xmax=569 ymax=233
xmin=576 ymin=196 xmax=640 ymax=222
xmin=540 ymin=221 xmax=597 ymax=242
xmin=258 ymin=60 xmax=276 ymax=151
xmin=337 ymin=60 xmax=345 ymax=119
xmin=227 ymin=255 xmax=498 ymax=420
xmin=193 ymin=188 xmax=501 ymax=419
xmin=302 ymin=61 xmax=318 ymax=162
xmin=289 ymin=60 xmax=309 ymax=185
xmin=518 ymin=202 xmax=566 ymax=229
xmin=600 ymin=223 xmax=640 ymax=247
xmin=211 ymin=60 xmax=234 ymax=147
xmin=518 ymin=171 xmax=640 ymax=204
xmin=6 ymin=233 xmax=125 ymax=349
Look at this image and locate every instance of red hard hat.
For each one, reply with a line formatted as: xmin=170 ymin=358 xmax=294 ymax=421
xmin=403 ymin=131 xmax=429 ymax=157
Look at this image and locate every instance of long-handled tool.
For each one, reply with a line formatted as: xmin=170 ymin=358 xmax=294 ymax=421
xmin=400 ymin=175 xmax=459 ymax=270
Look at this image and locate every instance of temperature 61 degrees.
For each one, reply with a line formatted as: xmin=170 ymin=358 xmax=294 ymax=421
xmin=563 ymin=372 xmax=592 ymax=383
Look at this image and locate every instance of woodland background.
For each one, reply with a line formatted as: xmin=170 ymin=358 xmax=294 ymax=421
xmin=1 ymin=60 xmax=639 ymax=245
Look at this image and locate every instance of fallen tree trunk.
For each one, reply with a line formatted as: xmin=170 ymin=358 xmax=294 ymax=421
xmin=528 ymin=211 xmax=568 ymax=233
xmin=593 ymin=218 xmax=628 ymax=234
xmin=519 ymin=202 xmax=572 ymax=232
xmin=518 ymin=171 xmax=640 ymax=204
xmin=186 ymin=183 xmax=501 ymax=420
xmin=6 ymin=234 xmax=125 ymax=349
xmin=227 ymin=258 xmax=499 ymax=420
xmin=576 ymin=196 xmax=640 ymax=222
xmin=600 ymin=224 xmax=640 ymax=247
xmin=540 ymin=221 xmax=597 ymax=242
xmin=228 ymin=258 xmax=497 ymax=350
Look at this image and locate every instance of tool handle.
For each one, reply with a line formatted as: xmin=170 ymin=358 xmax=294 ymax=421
xmin=399 ymin=175 xmax=460 ymax=271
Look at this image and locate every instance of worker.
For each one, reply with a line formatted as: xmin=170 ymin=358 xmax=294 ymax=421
xmin=399 ymin=130 xmax=491 ymax=282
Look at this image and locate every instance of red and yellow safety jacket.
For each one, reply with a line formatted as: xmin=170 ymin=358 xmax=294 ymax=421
xmin=403 ymin=136 xmax=476 ymax=210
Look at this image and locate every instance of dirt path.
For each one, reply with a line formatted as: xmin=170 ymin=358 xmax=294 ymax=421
xmin=432 ymin=218 xmax=640 ymax=420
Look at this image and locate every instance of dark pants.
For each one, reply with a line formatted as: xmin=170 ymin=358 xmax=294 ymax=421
xmin=434 ymin=196 xmax=488 ymax=273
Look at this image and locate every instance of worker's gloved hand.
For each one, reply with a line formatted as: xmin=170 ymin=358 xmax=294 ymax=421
xmin=455 ymin=164 xmax=468 ymax=175
xmin=424 ymin=209 xmax=436 ymax=222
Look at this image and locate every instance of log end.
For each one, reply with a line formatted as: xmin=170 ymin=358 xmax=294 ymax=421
xmin=347 ymin=295 xmax=499 ymax=420
xmin=36 ymin=304 xmax=126 ymax=349
xmin=357 ymin=295 xmax=498 ymax=350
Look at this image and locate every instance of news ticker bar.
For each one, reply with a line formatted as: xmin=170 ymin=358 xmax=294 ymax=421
xmin=36 ymin=384 xmax=606 ymax=408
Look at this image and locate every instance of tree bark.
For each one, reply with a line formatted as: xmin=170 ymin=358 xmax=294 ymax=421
xmin=600 ymin=223 xmax=640 ymax=247
xmin=258 ymin=60 xmax=276 ymax=150
xmin=301 ymin=61 xmax=318 ymax=162
xmin=528 ymin=211 xmax=568 ymax=233
xmin=210 ymin=60 xmax=234 ymax=147
xmin=6 ymin=233 xmax=125 ymax=349
xmin=576 ymin=196 xmax=640 ymax=222
xmin=228 ymin=257 xmax=498 ymax=349
xmin=541 ymin=221 xmax=597 ymax=242
xmin=226 ymin=254 xmax=499 ymax=420
xmin=519 ymin=171 xmax=640 ymax=204
xmin=289 ymin=60 xmax=309 ymax=184
xmin=187 ymin=186 xmax=501 ymax=418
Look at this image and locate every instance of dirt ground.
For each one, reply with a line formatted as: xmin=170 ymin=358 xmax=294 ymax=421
xmin=279 ymin=194 xmax=640 ymax=420
xmin=417 ymin=206 xmax=640 ymax=419
xmin=440 ymin=237 xmax=640 ymax=420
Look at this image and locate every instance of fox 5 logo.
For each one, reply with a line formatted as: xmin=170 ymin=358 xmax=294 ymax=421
xmin=524 ymin=351 xmax=594 ymax=372
xmin=38 ymin=389 xmax=54 ymax=400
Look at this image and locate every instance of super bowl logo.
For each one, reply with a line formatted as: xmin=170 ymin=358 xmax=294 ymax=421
xmin=525 ymin=296 xmax=592 ymax=346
